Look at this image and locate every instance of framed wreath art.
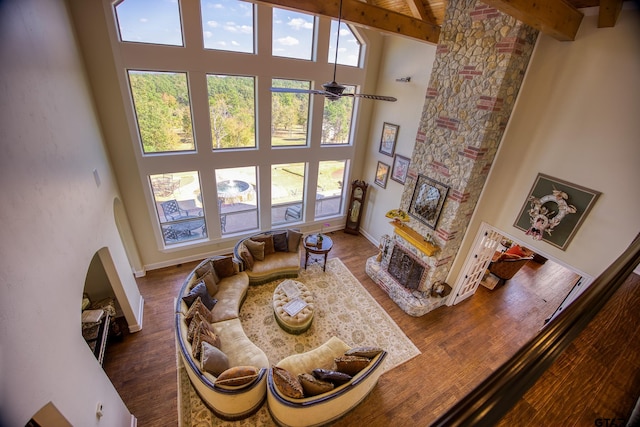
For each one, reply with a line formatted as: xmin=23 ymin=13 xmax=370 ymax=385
xmin=514 ymin=173 xmax=601 ymax=250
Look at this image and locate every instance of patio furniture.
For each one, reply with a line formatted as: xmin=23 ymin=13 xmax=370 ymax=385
xmin=161 ymin=199 xmax=202 ymax=221
xmin=218 ymin=198 xmax=227 ymax=233
xmin=285 ymin=205 xmax=302 ymax=221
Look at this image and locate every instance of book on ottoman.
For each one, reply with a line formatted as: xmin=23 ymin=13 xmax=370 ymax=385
xmin=283 ymin=298 xmax=307 ymax=316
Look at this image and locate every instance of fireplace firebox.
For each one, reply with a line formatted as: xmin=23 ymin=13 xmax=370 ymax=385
xmin=387 ymin=245 xmax=426 ymax=290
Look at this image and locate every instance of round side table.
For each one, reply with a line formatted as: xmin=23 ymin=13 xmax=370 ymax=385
xmin=303 ymin=234 xmax=333 ymax=272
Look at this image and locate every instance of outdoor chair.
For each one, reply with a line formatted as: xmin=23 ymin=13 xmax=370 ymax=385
xmin=218 ymin=198 xmax=227 ymax=233
xmin=285 ymin=205 xmax=302 ymax=221
xmin=160 ymin=199 xmax=201 ymax=221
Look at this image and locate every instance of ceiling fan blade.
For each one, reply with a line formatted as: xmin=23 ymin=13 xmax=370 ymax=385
xmin=270 ymin=87 xmax=327 ymax=95
xmin=346 ymin=93 xmax=398 ymax=102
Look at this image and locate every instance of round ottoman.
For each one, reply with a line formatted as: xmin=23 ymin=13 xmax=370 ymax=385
xmin=273 ymin=280 xmax=315 ymax=334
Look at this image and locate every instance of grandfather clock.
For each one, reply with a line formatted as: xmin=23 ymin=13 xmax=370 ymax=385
xmin=344 ymin=180 xmax=368 ymax=235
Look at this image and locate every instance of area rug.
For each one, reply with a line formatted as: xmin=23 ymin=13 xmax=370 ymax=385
xmin=178 ymin=258 xmax=421 ymax=426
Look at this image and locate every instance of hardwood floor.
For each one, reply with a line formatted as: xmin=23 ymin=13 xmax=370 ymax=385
xmin=103 ymin=231 xmax=636 ymax=426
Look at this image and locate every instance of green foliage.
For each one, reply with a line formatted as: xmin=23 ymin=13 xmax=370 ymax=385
xmin=128 ymin=71 xmax=194 ymax=153
xmin=207 ymin=75 xmax=256 ymax=149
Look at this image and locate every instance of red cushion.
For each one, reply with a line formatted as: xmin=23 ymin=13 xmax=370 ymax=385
xmin=505 ymin=245 xmax=527 ymax=258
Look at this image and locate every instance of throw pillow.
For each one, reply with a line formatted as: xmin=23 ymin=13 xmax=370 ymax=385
xmin=345 ymin=346 xmax=384 ymax=359
xmin=196 ymin=260 xmax=220 ymax=283
xmin=251 ymin=234 xmax=275 ymax=255
xmin=272 ymin=366 xmax=304 ymax=399
xmin=244 ymin=239 xmax=265 ymax=261
xmin=240 ymin=248 xmax=254 ymax=270
xmin=200 ymin=270 xmax=219 ymax=296
xmin=185 ymin=297 xmax=214 ymax=325
xmin=312 ymin=368 xmax=352 ymax=385
xmin=335 ymin=356 xmax=370 ymax=376
xmin=182 ymin=282 xmax=217 ymax=310
xmin=195 ymin=260 xmax=214 ymax=279
xmin=286 ymin=229 xmax=303 ymax=252
xmin=298 ymin=373 xmax=334 ymax=396
xmin=187 ymin=311 xmax=206 ymax=342
xmin=212 ymin=256 xmax=235 ymax=278
xmin=215 ymin=366 xmax=260 ymax=389
xmin=200 ymin=342 xmax=229 ymax=376
xmin=192 ymin=323 xmax=221 ymax=359
xmin=272 ymin=231 xmax=288 ymax=252
xmin=505 ymin=244 xmax=527 ymax=258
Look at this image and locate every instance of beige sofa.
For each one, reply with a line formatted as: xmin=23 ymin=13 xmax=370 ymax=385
xmin=266 ymin=336 xmax=388 ymax=427
xmin=233 ymin=229 xmax=303 ymax=285
xmin=175 ymin=256 xmax=270 ymax=420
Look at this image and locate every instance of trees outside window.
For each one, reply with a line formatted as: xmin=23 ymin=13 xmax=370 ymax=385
xmin=207 ymin=75 xmax=256 ymax=149
xmin=128 ymin=71 xmax=194 ymax=154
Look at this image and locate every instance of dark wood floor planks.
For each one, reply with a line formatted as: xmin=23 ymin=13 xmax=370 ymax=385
xmin=102 ymin=231 xmax=638 ymax=426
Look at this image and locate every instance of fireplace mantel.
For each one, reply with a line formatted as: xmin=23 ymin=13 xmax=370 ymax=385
xmin=390 ymin=221 xmax=440 ymax=257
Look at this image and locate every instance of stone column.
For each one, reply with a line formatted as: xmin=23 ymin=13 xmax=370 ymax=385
xmin=400 ymin=0 xmax=539 ymax=290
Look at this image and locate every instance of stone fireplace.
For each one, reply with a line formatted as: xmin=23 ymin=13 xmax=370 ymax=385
xmin=387 ymin=244 xmax=427 ymax=291
xmin=366 ymin=232 xmax=448 ymax=317
xmin=366 ymin=0 xmax=537 ymax=316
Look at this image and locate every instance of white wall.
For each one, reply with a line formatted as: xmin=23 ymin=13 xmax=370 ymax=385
xmin=0 ymin=0 xmax=140 ymax=425
xmin=449 ymin=7 xmax=640 ymax=284
xmin=360 ymin=35 xmax=437 ymax=245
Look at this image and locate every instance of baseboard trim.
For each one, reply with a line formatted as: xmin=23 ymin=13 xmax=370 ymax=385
xmin=130 ymin=414 xmax=137 ymax=427
xmin=128 ymin=296 xmax=144 ymax=333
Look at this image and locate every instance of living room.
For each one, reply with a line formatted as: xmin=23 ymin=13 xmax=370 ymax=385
xmin=1 ymin=0 xmax=638 ymax=426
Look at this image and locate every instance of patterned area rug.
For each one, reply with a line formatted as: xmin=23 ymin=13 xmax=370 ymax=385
xmin=178 ymin=258 xmax=421 ymax=426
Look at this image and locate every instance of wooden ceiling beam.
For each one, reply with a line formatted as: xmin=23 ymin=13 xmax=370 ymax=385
xmin=482 ymin=0 xmax=584 ymax=41
xmin=406 ymin=0 xmax=429 ymax=20
xmin=598 ymin=0 xmax=624 ymax=27
xmin=252 ymin=0 xmax=441 ymax=44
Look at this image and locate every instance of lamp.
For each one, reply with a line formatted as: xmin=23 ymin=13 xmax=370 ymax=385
xmin=395 ymin=77 xmax=411 ymax=83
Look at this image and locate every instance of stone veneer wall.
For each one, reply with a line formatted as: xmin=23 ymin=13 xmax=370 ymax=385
xmin=398 ymin=0 xmax=539 ymax=295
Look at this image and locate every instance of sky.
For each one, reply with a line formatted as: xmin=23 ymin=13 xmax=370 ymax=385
xmin=114 ymin=0 xmax=360 ymax=65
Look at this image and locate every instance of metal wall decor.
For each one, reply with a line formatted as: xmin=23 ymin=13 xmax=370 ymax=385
xmin=409 ymin=174 xmax=449 ymax=229
xmin=514 ymin=173 xmax=601 ymax=250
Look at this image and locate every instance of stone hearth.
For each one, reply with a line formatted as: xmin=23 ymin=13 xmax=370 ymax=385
xmin=366 ymin=235 xmax=448 ymax=317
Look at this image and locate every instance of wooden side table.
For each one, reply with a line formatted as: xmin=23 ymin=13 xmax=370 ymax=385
xmin=303 ymin=234 xmax=333 ymax=272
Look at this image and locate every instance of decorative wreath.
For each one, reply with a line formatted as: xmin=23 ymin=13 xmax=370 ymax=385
xmin=525 ymin=189 xmax=577 ymax=240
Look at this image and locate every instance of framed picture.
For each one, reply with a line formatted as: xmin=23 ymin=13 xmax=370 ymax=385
xmin=379 ymin=122 xmax=399 ymax=157
xmin=409 ymin=174 xmax=449 ymax=229
xmin=391 ymin=154 xmax=411 ymax=184
xmin=514 ymin=173 xmax=601 ymax=250
xmin=374 ymin=161 xmax=390 ymax=188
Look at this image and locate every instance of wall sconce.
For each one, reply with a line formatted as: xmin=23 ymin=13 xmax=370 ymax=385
xmin=395 ymin=77 xmax=411 ymax=83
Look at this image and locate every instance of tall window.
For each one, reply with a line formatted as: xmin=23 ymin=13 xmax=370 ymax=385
xmin=272 ymin=163 xmax=306 ymax=225
xmin=200 ymin=0 xmax=254 ymax=53
xmin=215 ymin=167 xmax=258 ymax=234
xmin=150 ymin=171 xmax=206 ymax=245
xmin=328 ymin=21 xmax=361 ymax=66
xmin=272 ymin=8 xmax=315 ymax=60
xmin=112 ymin=3 xmax=369 ymax=247
xmin=316 ymin=161 xmax=347 ymax=218
xmin=115 ymin=0 xmax=183 ymax=46
xmin=321 ymin=85 xmax=355 ymax=145
xmin=207 ymin=74 xmax=256 ymax=149
xmin=271 ymin=79 xmax=311 ymax=147
xmin=128 ymin=71 xmax=195 ymax=154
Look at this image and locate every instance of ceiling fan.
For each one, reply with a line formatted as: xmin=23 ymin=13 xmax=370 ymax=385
xmin=270 ymin=0 xmax=397 ymax=103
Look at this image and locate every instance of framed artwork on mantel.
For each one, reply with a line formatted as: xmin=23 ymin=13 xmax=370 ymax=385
xmin=514 ymin=173 xmax=601 ymax=250
xmin=409 ymin=174 xmax=449 ymax=229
